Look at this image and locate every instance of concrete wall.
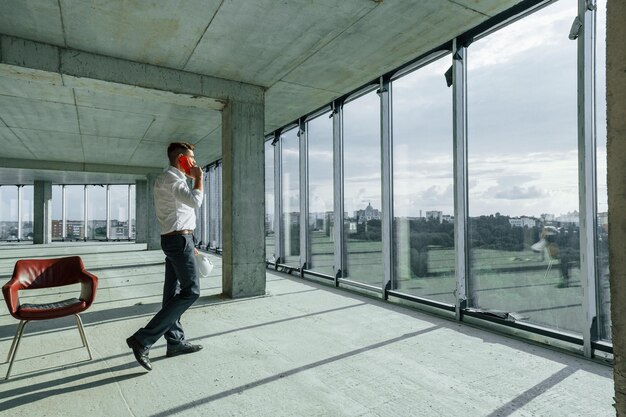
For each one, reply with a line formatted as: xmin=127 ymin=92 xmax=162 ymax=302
xmin=607 ymin=0 xmax=626 ymax=414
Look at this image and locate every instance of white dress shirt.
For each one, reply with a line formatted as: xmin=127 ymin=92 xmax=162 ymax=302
xmin=154 ymin=166 xmax=203 ymax=234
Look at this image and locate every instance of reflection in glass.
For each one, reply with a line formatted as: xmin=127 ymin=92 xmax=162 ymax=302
xmin=110 ymin=185 xmax=130 ymax=240
xmin=87 ymin=185 xmax=107 ymax=240
xmin=343 ymin=91 xmax=383 ymax=286
xmin=0 ymin=186 xmax=18 ymax=240
xmin=467 ymin=0 xmax=581 ymax=334
xmin=392 ymin=55 xmax=455 ymax=304
xmin=21 ymin=185 xmax=33 ymax=241
xmin=307 ymin=112 xmax=334 ymax=276
xmin=281 ymin=128 xmax=300 ymax=266
xmin=265 ymin=140 xmax=275 ymax=262
xmin=596 ymin=0 xmax=610 ymax=341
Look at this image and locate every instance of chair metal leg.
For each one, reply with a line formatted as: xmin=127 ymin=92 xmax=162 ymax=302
xmin=5 ymin=320 xmax=29 ymax=380
xmin=75 ymin=314 xmax=92 ymax=360
xmin=543 ymin=260 xmax=554 ymax=280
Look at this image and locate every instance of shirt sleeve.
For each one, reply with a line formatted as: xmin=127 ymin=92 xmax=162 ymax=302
xmin=171 ymin=179 xmax=203 ymax=209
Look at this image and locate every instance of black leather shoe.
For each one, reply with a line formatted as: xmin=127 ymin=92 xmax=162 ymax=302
xmin=166 ymin=342 xmax=203 ymax=358
xmin=126 ymin=336 xmax=152 ymax=371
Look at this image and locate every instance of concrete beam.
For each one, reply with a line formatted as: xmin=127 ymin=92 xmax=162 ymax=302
xmin=0 ymin=35 xmax=264 ymax=105
xmin=222 ymin=100 xmax=266 ymax=298
xmin=607 ymin=0 xmax=626 ymax=413
xmin=0 ymin=157 xmax=161 ymax=176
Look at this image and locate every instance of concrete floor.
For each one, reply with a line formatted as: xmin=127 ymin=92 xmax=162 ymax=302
xmin=0 ymin=244 xmax=615 ymax=416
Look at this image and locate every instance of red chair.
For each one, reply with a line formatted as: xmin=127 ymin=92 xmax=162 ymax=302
xmin=2 ymin=256 xmax=98 ymax=379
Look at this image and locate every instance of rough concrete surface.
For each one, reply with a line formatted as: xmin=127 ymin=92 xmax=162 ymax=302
xmin=0 ymin=243 xmax=614 ymax=416
xmin=607 ymin=0 xmax=626 ymax=414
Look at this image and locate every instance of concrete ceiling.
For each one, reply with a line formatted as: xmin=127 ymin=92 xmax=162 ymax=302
xmin=0 ymin=0 xmax=521 ymax=183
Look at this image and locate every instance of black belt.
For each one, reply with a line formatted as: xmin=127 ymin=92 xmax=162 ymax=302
xmin=162 ymin=229 xmax=193 ymax=237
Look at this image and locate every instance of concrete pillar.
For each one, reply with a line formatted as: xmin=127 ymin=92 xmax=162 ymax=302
xmin=222 ymin=99 xmax=266 ymax=298
xmin=607 ymin=0 xmax=626 ymax=414
xmin=135 ymin=174 xmax=161 ymax=250
xmin=33 ymin=180 xmax=52 ymax=244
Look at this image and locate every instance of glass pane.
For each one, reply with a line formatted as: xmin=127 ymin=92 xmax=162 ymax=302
xmin=52 ymin=185 xmax=63 ymax=240
xmin=130 ymin=184 xmax=136 ymax=239
xmin=209 ymin=166 xmax=218 ymax=249
xmin=87 ymin=185 xmax=107 ymax=240
xmin=21 ymin=185 xmax=33 ymax=241
xmin=208 ymin=165 xmax=222 ymax=250
xmin=596 ymin=0 xmax=610 ymax=341
xmin=0 ymin=186 xmax=18 ymax=241
xmin=307 ymin=112 xmax=334 ymax=276
xmin=65 ymin=186 xmax=85 ymax=240
xmin=265 ymin=140 xmax=276 ymax=262
xmin=281 ymin=128 xmax=300 ymax=266
xmin=392 ymin=55 xmax=455 ymax=304
xmin=343 ymin=91 xmax=383 ymax=287
xmin=467 ymin=0 xmax=581 ymax=334
xmin=110 ymin=185 xmax=130 ymax=240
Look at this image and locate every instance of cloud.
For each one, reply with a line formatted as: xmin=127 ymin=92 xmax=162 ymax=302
xmin=490 ymin=185 xmax=547 ymax=200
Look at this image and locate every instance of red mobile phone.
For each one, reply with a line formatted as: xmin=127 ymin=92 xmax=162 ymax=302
xmin=178 ymin=155 xmax=193 ymax=176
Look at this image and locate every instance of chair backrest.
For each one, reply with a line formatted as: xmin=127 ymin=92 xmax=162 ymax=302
xmin=12 ymin=256 xmax=87 ymax=290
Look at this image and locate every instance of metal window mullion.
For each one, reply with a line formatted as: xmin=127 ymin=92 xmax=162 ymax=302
xmin=106 ymin=185 xmax=111 ymax=240
xmin=274 ymin=132 xmax=283 ymax=263
xmin=62 ymin=185 xmax=67 ymax=240
xmin=453 ymin=39 xmax=469 ymax=321
xmin=299 ymin=120 xmax=310 ymax=270
xmin=578 ymin=0 xmax=598 ymax=358
xmin=333 ymin=101 xmax=345 ymax=286
xmin=379 ymin=77 xmax=394 ymax=298
xmin=83 ymin=185 xmax=88 ymax=241
xmin=17 ymin=185 xmax=22 ymax=240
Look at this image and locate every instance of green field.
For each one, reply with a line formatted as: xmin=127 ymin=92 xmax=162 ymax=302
xmin=265 ymin=230 xmax=608 ymax=336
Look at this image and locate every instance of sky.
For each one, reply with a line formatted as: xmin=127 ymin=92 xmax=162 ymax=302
xmin=2 ymin=0 xmax=608 ymax=224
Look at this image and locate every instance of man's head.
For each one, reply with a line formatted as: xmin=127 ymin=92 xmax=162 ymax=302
xmin=167 ymin=142 xmax=196 ymax=168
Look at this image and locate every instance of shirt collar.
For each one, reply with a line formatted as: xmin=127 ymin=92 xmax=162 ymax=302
xmin=166 ymin=165 xmax=186 ymax=180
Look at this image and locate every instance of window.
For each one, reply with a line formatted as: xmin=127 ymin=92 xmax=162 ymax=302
xmin=265 ymin=140 xmax=276 ymax=262
xmin=307 ymin=112 xmax=334 ymax=276
xmin=392 ymin=55 xmax=455 ymax=303
xmin=467 ymin=0 xmax=581 ymax=334
xmin=281 ymin=127 xmax=300 ymax=267
xmin=342 ymin=90 xmax=383 ymax=287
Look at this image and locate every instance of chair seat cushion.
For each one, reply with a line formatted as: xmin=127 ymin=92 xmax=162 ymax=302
xmin=18 ymin=298 xmax=87 ymax=320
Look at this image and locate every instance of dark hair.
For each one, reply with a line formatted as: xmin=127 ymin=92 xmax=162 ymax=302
xmin=167 ymin=142 xmax=194 ymax=164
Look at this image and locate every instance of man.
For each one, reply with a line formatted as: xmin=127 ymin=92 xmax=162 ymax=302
xmin=126 ymin=142 xmax=204 ymax=371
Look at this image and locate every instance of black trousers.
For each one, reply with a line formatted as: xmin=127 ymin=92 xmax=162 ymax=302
xmin=133 ymin=234 xmax=200 ymax=348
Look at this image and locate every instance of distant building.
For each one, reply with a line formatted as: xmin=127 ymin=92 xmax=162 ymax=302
xmin=598 ymin=212 xmax=608 ymax=232
xmin=426 ymin=211 xmax=443 ymax=223
xmin=556 ymin=211 xmax=580 ymax=226
xmin=355 ymin=203 xmax=381 ymax=224
xmin=509 ymin=217 xmax=537 ymax=228
xmin=442 ymin=215 xmax=454 ymax=223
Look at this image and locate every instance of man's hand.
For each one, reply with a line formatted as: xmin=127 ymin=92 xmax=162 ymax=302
xmin=191 ymin=165 xmax=203 ymax=192
xmin=190 ymin=165 xmax=203 ymax=180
